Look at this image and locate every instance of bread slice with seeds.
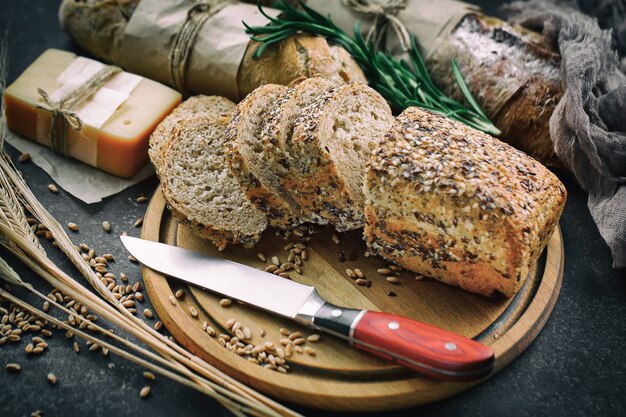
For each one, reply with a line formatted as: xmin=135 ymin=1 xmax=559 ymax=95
xmin=149 ymin=95 xmax=235 ymax=177
xmin=160 ymin=116 xmax=267 ymax=248
xmin=225 ymin=84 xmax=302 ymax=229
xmin=364 ymin=107 xmax=567 ymax=297
xmin=287 ymin=83 xmax=394 ymax=231
xmin=259 ymin=77 xmax=337 ymax=225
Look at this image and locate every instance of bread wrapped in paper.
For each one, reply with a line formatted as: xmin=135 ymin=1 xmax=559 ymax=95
xmin=301 ymin=0 xmax=563 ymax=166
xmin=58 ymin=0 xmax=366 ymax=101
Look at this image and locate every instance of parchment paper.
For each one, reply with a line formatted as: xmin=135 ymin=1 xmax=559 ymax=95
xmin=118 ymin=0 xmax=279 ymax=100
xmin=307 ymin=0 xmax=479 ymax=58
xmin=6 ymin=130 xmax=154 ymax=205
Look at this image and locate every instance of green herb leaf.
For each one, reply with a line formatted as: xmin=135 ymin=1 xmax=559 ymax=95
xmin=245 ymin=0 xmax=501 ymax=136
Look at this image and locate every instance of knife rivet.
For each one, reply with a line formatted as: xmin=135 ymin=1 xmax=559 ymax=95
xmin=445 ymin=342 xmax=457 ymax=351
xmin=331 ymin=309 xmax=342 ymax=318
xmin=388 ymin=321 xmax=400 ymax=330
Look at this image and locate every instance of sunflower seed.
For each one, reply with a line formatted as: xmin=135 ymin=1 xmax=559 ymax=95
xmin=377 ymin=268 xmax=391 ymax=275
xmin=354 ymin=268 xmax=364 ymax=278
xmin=345 ymin=268 xmax=355 ymax=278
xmin=174 ymin=289 xmax=185 ymax=299
xmin=386 ymin=276 xmax=400 ymax=284
xmin=188 ymin=306 xmax=198 ymax=318
xmin=143 ymin=309 xmax=153 ymax=319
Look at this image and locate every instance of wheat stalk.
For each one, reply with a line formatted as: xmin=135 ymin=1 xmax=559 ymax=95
xmin=0 ymin=40 xmax=298 ymax=417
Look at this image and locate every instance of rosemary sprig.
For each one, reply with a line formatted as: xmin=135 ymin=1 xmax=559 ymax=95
xmin=244 ymin=0 xmax=501 ymax=136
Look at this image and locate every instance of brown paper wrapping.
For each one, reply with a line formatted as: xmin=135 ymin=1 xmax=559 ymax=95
xmin=117 ymin=0 xmax=279 ymax=100
xmin=306 ymin=0 xmax=480 ymax=58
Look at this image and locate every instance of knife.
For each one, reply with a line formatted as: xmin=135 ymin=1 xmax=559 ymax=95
xmin=121 ymin=236 xmax=494 ymax=381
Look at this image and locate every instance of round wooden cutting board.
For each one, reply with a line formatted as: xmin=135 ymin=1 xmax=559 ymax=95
xmin=141 ymin=190 xmax=564 ymax=411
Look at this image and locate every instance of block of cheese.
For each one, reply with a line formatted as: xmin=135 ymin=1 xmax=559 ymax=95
xmin=4 ymin=49 xmax=182 ymax=178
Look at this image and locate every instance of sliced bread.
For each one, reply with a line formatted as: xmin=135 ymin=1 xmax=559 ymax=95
xmin=225 ymin=84 xmax=301 ymax=229
xmin=149 ymin=95 xmax=235 ymax=177
xmin=363 ymin=107 xmax=567 ymax=297
xmin=160 ymin=116 xmax=267 ymax=248
xmin=287 ymin=83 xmax=394 ymax=231
xmin=259 ymin=77 xmax=337 ymax=225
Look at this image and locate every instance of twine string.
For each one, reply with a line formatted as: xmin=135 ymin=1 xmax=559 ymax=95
xmin=34 ymin=65 xmax=121 ymax=155
xmin=341 ymin=0 xmax=411 ymax=51
xmin=170 ymin=0 xmax=233 ymax=93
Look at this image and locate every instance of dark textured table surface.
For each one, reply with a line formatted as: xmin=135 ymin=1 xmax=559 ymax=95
xmin=0 ymin=1 xmax=624 ymax=416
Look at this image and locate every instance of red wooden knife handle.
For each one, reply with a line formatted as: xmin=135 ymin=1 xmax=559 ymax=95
xmin=351 ymin=311 xmax=495 ymax=381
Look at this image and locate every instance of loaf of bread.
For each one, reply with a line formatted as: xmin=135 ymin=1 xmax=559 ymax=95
xmin=364 ymin=107 xmax=566 ymax=297
xmin=149 ymin=95 xmax=235 ymax=178
xmin=287 ymin=83 xmax=394 ymax=231
xmin=427 ymin=15 xmax=563 ymax=166
xmin=58 ymin=0 xmax=366 ymax=99
xmin=160 ymin=116 xmax=267 ymax=249
xmin=237 ymin=35 xmax=366 ymax=97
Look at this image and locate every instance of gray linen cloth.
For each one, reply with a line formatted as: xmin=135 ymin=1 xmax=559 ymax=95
xmin=504 ymin=0 xmax=626 ymax=268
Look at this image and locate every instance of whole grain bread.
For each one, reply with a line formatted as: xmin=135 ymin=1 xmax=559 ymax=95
xmin=160 ymin=116 xmax=267 ymax=249
xmin=225 ymin=84 xmax=303 ymax=229
xmin=287 ymin=82 xmax=393 ymax=231
xmin=259 ymin=77 xmax=337 ymax=225
xmin=364 ymin=107 xmax=567 ymax=297
xmin=149 ymin=95 xmax=235 ymax=177
xmin=238 ymin=34 xmax=367 ymax=98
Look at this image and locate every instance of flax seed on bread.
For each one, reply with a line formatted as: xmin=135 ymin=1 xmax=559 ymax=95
xmin=149 ymin=95 xmax=235 ymax=177
xmin=287 ymin=83 xmax=394 ymax=231
xmin=259 ymin=77 xmax=337 ymax=225
xmin=160 ymin=116 xmax=266 ymax=248
xmin=364 ymin=107 xmax=566 ymax=297
xmin=225 ymin=84 xmax=303 ymax=229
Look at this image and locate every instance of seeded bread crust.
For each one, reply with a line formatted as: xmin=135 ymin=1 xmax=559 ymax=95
xmin=238 ymin=34 xmax=367 ymax=98
xmin=149 ymin=95 xmax=235 ymax=177
xmin=364 ymin=107 xmax=567 ymax=297
xmin=161 ymin=116 xmax=267 ymax=248
xmin=225 ymin=84 xmax=302 ymax=229
xmin=259 ymin=78 xmax=337 ymax=225
xmin=287 ymin=83 xmax=393 ymax=231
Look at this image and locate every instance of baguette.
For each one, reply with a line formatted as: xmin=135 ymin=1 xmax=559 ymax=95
xmin=160 ymin=116 xmax=267 ymax=248
xmin=149 ymin=95 xmax=235 ymax=177
xmin=364 ymin=107 xmax=567 ymax=297
xmin=287 ymin=83 xmax=393 ymax=231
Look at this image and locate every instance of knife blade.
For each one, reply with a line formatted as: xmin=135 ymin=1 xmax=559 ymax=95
xmin=121 ymin=236 xmax=494 ymax=381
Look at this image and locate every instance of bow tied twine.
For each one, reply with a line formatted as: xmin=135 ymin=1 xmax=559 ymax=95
xmin=34 ymin=65 xmax=121 ymax=156
xmin=342 ymin=0 xmax=411 ymax=51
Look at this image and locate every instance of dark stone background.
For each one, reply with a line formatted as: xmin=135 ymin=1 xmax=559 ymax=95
xmin=0 ymin=1 xmax=624 ymax=416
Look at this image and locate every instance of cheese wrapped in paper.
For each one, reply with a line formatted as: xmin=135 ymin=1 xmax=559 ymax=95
xmin=4 ymin=49 xmax=182 ymax=177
